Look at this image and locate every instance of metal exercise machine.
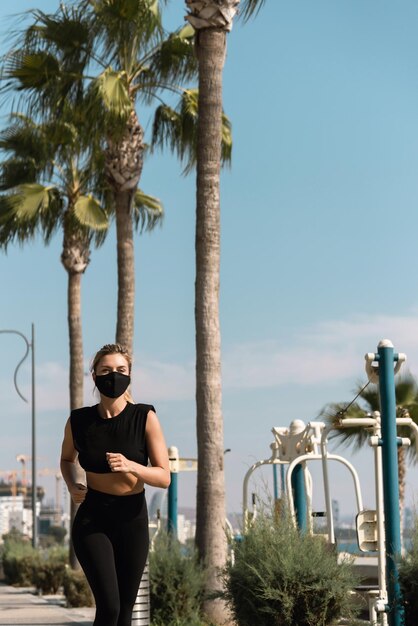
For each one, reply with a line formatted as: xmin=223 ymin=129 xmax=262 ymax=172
xmin=243 ymin=340 xmax=418 ymax=626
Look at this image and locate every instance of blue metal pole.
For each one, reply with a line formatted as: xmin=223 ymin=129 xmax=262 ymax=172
xmin=280 ymin=463 xmax=286 ymax=497
xmin=291 ymin=463 xmax=307 ymax=532
xmin=273 ymin=463 xmax=279 ymax=501
xmin=377 ymin=340 xmax=404 ymax=626
xmin=31 ymin=323 xmax=37 ymax=549
xmin=167 ymin=471 xmax=178 ymax=537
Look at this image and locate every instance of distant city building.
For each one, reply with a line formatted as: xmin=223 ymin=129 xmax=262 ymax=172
xmin=177 ymin=514 xmax=195 ymax=543
xmin=0 ymin=494 xmax=41 ymax=541
xmin=149 ymin=490 xmax=168 ymax=522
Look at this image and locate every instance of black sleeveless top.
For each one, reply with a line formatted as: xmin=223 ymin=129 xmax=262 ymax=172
xmin=70 ymin=402 xmax=154 ymax=473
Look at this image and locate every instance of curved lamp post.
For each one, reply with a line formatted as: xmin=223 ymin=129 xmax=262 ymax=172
xmin=0 ymin=324 xmax=36 ymax=548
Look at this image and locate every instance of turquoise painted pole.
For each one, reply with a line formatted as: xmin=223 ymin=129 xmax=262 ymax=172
xmin=273 ymin=464 xmax=279 ymax=501
xmin=167 ymin=471 xmax=178 ymax=537
xmin=291 ymin=463 xmax=307 ymax=532
xmin=377 ymin=340 xmax=404 ymax=626
xmin=280 ymin=463 xmax=286 ymax=497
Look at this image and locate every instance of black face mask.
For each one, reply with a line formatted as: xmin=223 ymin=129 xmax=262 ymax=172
xmin=95 ymin=371 xmax=131 ymax=398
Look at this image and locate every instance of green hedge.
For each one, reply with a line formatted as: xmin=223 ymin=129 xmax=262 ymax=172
xmin=150 ymin=532 xmax=207 ymax=626
xmin=2 ymin=538 xmax=40 ymax=586
xmin=221 ymin=516 xmax=359 ymax=626
xmin=63 ymin=568 xmax=94 ymax=608
xmin=1 ymin=534 xmax=68 ymax=594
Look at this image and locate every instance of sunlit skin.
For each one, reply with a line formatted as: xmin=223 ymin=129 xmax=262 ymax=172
xmin=60 ymin=353 xmax=170 ymax=504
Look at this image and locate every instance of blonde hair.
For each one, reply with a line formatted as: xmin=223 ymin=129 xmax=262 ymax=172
xmin=91 ymin=343 xmax=134 ymax=402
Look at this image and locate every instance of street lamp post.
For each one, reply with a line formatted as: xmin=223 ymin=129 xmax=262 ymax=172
xmin=0 ymin=324 xmax=37 ymax=548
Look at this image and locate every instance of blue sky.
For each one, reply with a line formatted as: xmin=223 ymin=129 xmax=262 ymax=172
xmin=2 ymin=0 xmax=418 ymax=523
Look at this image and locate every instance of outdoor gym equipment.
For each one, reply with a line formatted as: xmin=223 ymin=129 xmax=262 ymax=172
xmin=242 ymin=419 xmax=363 ymax=535
xmin=167 ymin=446 xmax=198 ymax=537
xmin=242 ymin=340 xmax=418 ymax=626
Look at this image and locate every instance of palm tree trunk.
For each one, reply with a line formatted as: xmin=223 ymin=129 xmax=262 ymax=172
xmin=114 ymin=189 xmax=135 ymax=353
xmin=194 ymin=27 xmax=228 ymax=625
xmin=61 ymin=215 xmax=90 ymax=570
xmin=68 ymin=271 xmax=84 ymax=410
xmin=67 ymin=270 xmax=84 ymax=571
xmin=106 ymin=108 xmax=144 ymax=353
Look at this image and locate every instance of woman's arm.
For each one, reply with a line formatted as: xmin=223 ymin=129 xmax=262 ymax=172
xmin=60 ymin=418 xmax=87 ymax=503
xmin=106 ymin=411 xmax=171 ymax=488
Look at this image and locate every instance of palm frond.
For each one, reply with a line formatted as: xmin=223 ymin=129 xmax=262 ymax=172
xmin=355 ymin=382 xmax=380 ymax=412
xmin=319 ymin=401 xmax=372 ymax=451
xmin=92 ymin=67 xmax=132 ymax=120
xmin=0 ymin=115 xmax=47 ymax=162
xmin=1 ymin=5 xmax=94 ymax=115
xmin=0 ymin=187 xmax=62 ymax=247
xmin=144 ymin=24 xmax=197 ymax=86
xmin=0 ymin=158 xmax=39 ymax=190
xmin=92 ymin=0 xmax=163 ymax=68
xmin=240 ymin=0 xmax=267 ymax=21
xmin=4 ymin=51 xmax=60 ymax=91
xmin=133 ymin=188 xmax=163 ymax=232
xmin=26 ymin=7 xmax=93 ymax=62
xmin=8 ymin=183 xmax=60 ymax=219
xmin=394 ymin=372 xmax=418 ymax=407
xmin=73 ymin=195 xmax=108 ymax=230
xmin=152 ymin=88 xmax=232 ymax=175
xmin=0 ymin=194 xmax=38 ymax=247
xmin=320 ymin=371 xmax=418 ymax=464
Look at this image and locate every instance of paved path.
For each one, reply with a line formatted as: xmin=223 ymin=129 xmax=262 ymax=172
xmin=0 ymin=584 xmax=95 ymax=625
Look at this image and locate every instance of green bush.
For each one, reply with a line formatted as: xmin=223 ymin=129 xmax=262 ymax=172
xmin=150 ymin=532 xmax=207 ymax=626
xmin=399 ymin=527 xmax=418 ymax=625
xmin=2 ymin=538 xmax=40 ymax=586
xmin=2 ymin=535 xmax=69 ymax=592
xmin=221 ymin=516 xmax=358 ymax=626
xmin=33 ymin=560 xmax=66 ymax=594
xmin=63 ymin=568 xmax=94 ymax=608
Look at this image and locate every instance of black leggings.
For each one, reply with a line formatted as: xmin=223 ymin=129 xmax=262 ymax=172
xmin=72 ymin=488 xmax=149 ymax=626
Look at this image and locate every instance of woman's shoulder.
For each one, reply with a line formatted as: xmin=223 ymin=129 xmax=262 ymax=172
xmin=70 ymin=405 xmax=98 ymax=421
xmin=131 ymin=402 xmax=156 ymax=414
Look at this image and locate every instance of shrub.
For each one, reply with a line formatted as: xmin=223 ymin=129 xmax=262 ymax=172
xmin=399 ymin=526 xmax=418 ymax=625
xmin=2 ymin=538 xmax=40 ymax=586
xmin=32 ymin=545 xmax=68 ymax=594
xmin=221 ymin=516 xmax=358 ymax=626
xmin=33 ymin=560 xmax=66 ymax=594
xmin=150 ymin=532 xmax=207 ymax=626
xmin=2 ymin=535 xmax=69 ymax=592
xmin=63 ymin=568 xmax=94 ymax=608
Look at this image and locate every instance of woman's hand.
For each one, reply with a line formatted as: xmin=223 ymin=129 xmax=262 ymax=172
xmin=106 ymin=452 xmax=132 ymax=473
xmin=69 ymin=483 xmax=87 ymax=504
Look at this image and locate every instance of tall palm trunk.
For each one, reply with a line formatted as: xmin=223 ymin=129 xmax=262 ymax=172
xmin=194 ymin=27 xmax=228 ymax=624
xmin=114 ymin=189 xmax=135 ymax=352
xmin=66 ymin=271 xmax=85 ymax=411
xmin=105 ymin=109 xmax=144 ymax=353
xmin=61 ymin=212 xmax=90 ymax=569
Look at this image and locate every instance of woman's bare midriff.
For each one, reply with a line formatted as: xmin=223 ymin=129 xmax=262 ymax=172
xmin=86 ymin=471 xmax=145 ymax=496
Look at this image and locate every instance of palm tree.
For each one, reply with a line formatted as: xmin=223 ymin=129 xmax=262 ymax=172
xmin=2 ymin=1 xmax=197 ymax=353
xmin=183 ymin=1 xmax=266 ymax=622
xmin=321 ymin=373 xmax=418 ymax=533
xmin=0 ymin=110 xmax=110 ymax=405
xmin=0 ymin=108 xmax=109 ymax=566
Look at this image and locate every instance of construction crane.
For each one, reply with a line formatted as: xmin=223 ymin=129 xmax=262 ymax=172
xmin=0 ymin=470 xmax=18 ymax=506
xmin=16 ymin=454 xmax=29 ymax=497
xmin=38 ymin=468 xmax=62 ymax=525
